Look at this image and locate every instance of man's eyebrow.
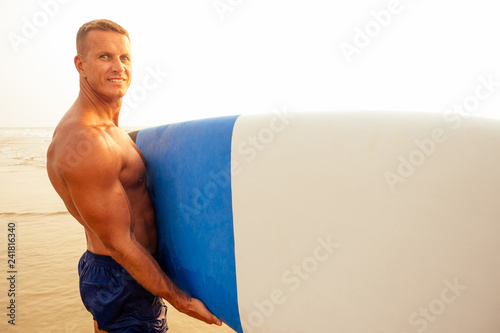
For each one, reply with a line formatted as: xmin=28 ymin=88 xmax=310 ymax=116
xmin=93 ymin=49 xmax=110 ymax=55
xmin=91 ymin=49 xmax=131 ymax=59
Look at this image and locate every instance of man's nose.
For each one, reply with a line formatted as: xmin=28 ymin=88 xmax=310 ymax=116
xmin=111 ymin=58 xmax=126 ymax=72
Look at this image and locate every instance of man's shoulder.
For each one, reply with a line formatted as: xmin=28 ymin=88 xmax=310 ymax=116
xmin=48 ymin=121 xmax=120 ymax=177
xmin=53 ymin=122 xmax=104 ymax=148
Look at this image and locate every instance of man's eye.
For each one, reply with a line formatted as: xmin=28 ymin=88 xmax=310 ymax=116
xmin=100 ymin=55 xmax=108 ymax=59
xmin=121 ymin=56 xmax=130 ymax=62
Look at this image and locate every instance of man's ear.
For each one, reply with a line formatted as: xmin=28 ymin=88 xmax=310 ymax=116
xmin=74 ymin=55 xmax=87 ymax=79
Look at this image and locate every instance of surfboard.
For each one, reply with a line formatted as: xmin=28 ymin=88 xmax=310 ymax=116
xmin=134 ymin=111 xmax=500 ymax=332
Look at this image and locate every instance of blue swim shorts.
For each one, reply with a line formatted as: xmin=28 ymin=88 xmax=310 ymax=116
xmin=78 ymin=251 xmax=168 ymax=332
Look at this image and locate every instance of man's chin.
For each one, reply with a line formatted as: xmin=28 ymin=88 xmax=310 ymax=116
xmin=109 ymin=89 xmax=129 ymax=100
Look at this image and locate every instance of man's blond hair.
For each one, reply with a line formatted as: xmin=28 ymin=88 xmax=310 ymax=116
xmin=76 ymin=19 xmax=130 ymax=58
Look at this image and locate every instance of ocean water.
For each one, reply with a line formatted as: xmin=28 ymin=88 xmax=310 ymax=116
xmin=0 ymin=128 xmax=235 ymax=333
xmin=0 ymin=128 xmax=52 ymax=167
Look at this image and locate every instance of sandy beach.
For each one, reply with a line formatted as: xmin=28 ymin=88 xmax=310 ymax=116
xmin=0 ymin=128 xmax=235 ymax=333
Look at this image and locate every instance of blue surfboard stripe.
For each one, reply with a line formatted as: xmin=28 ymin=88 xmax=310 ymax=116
xmin=136 ymin=115 xmax=242 ymax=332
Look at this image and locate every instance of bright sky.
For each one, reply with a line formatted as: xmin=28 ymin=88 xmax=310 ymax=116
xmin=0 ymin=0 xmax=499 ymax=128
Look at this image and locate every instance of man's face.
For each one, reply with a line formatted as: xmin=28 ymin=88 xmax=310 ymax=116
xmin=79 ymin=30 xmax=132 ymax=101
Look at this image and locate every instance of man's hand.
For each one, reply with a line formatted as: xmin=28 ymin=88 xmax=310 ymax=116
xmin=181 ymin=297 xmax=222 ymax=326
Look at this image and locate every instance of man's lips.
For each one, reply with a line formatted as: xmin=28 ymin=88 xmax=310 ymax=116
xmin=108 ymin=78 xmax=127 ymax=83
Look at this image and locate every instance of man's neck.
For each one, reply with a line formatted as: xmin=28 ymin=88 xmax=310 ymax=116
xmin=77 ymin=77 xmax=122 ymax=127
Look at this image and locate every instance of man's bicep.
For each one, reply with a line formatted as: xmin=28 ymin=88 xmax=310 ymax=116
xmin=64 ymin=164 xmax=132 ymax=244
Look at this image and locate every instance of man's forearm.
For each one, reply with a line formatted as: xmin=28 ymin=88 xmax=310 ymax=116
xmin=107 ymin=238 xmax=190 ymax=311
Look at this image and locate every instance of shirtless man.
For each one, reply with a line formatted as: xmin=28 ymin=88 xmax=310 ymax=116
xmin=46 ymin=19 xmax=221 ymax=332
